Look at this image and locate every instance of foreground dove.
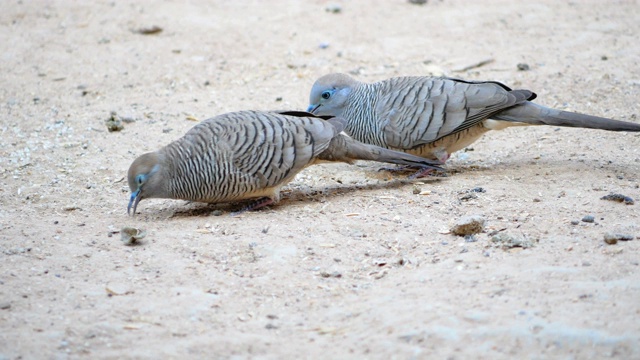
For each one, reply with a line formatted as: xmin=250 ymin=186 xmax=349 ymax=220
xmin=127 ymin=110 xmax=442 ymax=215
xmin=307 ymin=73 xmax=640 ymax=162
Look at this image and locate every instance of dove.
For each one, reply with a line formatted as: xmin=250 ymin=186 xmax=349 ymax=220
xmin=307 ymin=73 xmax=640 ymax=162
xmin=127 ymin=110 xmax=442 ymax=215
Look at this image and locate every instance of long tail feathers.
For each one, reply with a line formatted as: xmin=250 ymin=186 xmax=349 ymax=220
xmin=345 ymin=140 xmax=444 ymax=171
xmin=494 ymin=102 xmax=640 ymax=132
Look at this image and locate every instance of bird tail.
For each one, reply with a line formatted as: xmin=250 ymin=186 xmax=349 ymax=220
xmin=320 ymin=135 xmax=444 ymax=170
xmin=493 ymin=102 xmax=640 ymax=132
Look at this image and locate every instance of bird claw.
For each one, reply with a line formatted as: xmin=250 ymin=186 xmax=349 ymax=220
xmin=230 ymin=197 xmax=275 ymax=216
xmin=377 ymin=165 xmax=415 ymax=174
xmin=408 ymin=167 xmax=438 ymax=179
xmin=378 ymin=165 xmax=445 ymax=179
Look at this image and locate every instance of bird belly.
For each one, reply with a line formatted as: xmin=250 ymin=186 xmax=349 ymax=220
xmin=195 ymin=186 xmax=281 ymax=204
xmin=405 ymin=123 xmax=491 ymax=161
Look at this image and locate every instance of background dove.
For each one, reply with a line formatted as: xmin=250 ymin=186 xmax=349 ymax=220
xmin=308 ymin=73 xmax=640 ymax=162
xmin=127 ymin=110 xmax=442 ymax=215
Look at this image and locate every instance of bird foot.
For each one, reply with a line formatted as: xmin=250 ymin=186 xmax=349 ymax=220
xmin=408 ymin=167 xmax=435 ymax=179
xmin=230 ymin=197 xmax=275 ymax=216
xmin=377 ymin=165 xmax=416 ymax=174
xmin=378 ymin=165 xmax=446 ymax=179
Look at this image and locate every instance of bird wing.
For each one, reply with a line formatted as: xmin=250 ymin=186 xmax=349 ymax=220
xmin=225 ymin=112 xmax=337 ymax=188
xmin=378 ymin=77 xmax=533 ymax=150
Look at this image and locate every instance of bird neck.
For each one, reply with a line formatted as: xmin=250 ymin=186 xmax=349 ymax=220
xmin=343 ymin=83 xmax=387 ymax=148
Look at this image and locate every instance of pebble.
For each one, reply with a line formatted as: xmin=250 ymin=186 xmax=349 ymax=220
xmin=320 ymin=271 xmax=342 ymax=278
xmin=581 ymin=215 xmax=595 ymax=223
xmin=603 ymin=232 xmax=634 ymax=245
xmin=325 ymin=4 xmax=342 ymax=13
xmin=600 ymin=193 xmax=634 ymax=205
xmin=570 ymin=220 xmax=579 ymax=225
xmin=491 ymin=233 xmax=534 ymax=249
xmin=211 ymin=210 xmax=223 ymax=216
xmin=0 ymin=302 xmax=11 ymax=310
xmin=105 ymin=112 xmax=124 ymax=132
xmin=517 ymin=63 xmax=530 ymax=71
xmin=450 ymin=215 xmax=486 ymax=236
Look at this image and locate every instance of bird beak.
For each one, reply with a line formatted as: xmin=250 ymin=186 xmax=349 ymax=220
xmin=307 ymin=104 xmax=320 ymax=114
xmin=127 ymin=189 xmax=142 ymax=216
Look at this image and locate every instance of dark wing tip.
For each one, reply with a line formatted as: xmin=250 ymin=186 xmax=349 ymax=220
xmin=275 ymin=110 xmax=335 ymax=120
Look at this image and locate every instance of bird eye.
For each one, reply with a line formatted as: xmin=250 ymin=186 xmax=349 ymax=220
xmin=321 ymin=91 xmax=331 ymax=100
xmin=136 ymin=175 xmax=145 ymax=185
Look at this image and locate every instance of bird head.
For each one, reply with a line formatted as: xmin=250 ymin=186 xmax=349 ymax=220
xmin=127 ymin=152 xmax=167 ymax=215
xmin=307 ymin=73 xmax=358 ymax=116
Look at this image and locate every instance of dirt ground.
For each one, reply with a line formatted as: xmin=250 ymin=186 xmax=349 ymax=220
xmin=1 ymin=0 xmax=640 ymax=358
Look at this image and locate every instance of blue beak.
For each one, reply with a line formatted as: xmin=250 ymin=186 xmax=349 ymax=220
xmin=127 ymin=189 xmax=141 ymax=216
xmin=307 ymin=104 xmax=320 ymax=113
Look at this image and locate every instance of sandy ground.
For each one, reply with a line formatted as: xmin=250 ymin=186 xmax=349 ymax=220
xmin=1 ymin=0 xmax=640 ymax=359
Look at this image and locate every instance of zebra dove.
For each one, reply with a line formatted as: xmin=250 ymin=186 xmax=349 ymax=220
xmin=307 ymin=73 xmax=640 ymax=162
xmin=127 ymin=110 xmax=442 ymax=215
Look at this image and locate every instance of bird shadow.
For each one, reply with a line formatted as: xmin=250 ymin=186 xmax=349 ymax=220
xmin=166 ymin=170 xmax=453 ymax=218
xmin=139 ymin=160 xmax=577 ymax=219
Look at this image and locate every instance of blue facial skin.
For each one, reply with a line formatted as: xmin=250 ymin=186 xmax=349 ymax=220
xmin=308 ymin=90 xmax=335 ymax=113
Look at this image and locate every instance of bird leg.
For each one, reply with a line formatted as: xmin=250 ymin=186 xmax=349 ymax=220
xmin=377 ymin=164 xmax=418 ymax=174
xmin=408 ymin=167 xmax=439 ymax=179
xmin=378 ymin=165 xmax=446 ymax=179
xmin=230 ymin=197 xmax=275 ymax=216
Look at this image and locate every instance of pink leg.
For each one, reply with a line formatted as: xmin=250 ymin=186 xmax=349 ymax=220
xmin=230 ymin=197 xmax=275 ymax=216
xmin=433 ymin=149 xmax=451 ymax=164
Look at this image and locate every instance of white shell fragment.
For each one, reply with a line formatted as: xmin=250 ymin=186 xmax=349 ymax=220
xmin=121 ymin=226 xmax=147 ymax=245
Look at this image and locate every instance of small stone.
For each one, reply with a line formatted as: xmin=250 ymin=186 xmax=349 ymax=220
xmin=450 ymin=215 xmax=486 ymax=236
xmin=136 ymin=25 xmax=163 ymax=35
xmin=603 ymin=232 xmax=634 ymax=245
xmin=570 ymin=220 xmax=579 ymax=225
xmin=517 ymin=63 xmax=530 ymax=71
xmin=105 ymin=112 xmax=124 ymax=132
xmin=325 ymin=4 xmax=342 ymax=13
xmin=600 ymin=193 xmax=634 ymax=205
xmin=491 ymin=233 xmax=534 ymax=249
xmin=0 ymin=302 xmax=11 ymax=310
xmin=319 ymin=271 xmax=342 ymax=278
xmin=459 ymin=193 xmax=477 ymax=201
xmin=211 ymin=210 xmax=223 ymax=216
xmin=408 ymin=0 xmax=427 ymax=4
xmin=581 ymin=215 xmax=595 ymax=223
